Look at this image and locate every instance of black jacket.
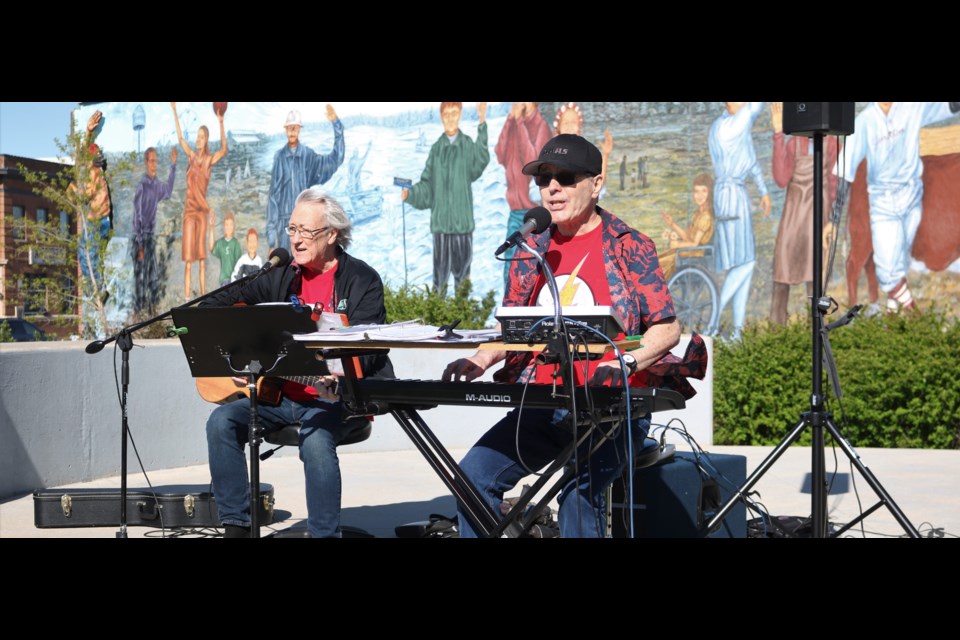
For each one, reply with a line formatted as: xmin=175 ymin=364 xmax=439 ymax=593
xmin=201 ymin=248 xmax=394 ymax=379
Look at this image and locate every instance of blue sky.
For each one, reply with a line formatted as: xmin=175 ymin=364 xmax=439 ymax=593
xmin=0 ymin=102 xmax=79 ymax=160
xmin=0 ymin=101 xmax=460 ymax=159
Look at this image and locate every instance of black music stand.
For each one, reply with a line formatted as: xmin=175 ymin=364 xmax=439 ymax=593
xmin=171 ymin=304 xmax=324 ymax=538
xmin=84 ymin=255 xmax=288 ymax=538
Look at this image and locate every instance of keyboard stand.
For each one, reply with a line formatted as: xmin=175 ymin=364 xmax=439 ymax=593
xmin=389 ymin=405 xmax=512 ymax=537
xmin=310 ymin=342 xmax=684 ymax=538
xmin=359 ymin=393 xmax=637 ymax=538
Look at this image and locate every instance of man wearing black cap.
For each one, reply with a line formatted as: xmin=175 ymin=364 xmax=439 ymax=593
xmin=441 ymin=134 xmax=682 ymax=538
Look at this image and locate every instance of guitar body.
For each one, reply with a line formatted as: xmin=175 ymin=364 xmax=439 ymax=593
xmin=196 ymin=377 xmax=284 ymax=406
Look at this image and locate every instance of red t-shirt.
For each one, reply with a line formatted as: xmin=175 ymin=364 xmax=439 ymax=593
xmin=532 ymin=224 xmax=621 ymax=385
xmin=283 ymin=262 xmax=337 ymax=402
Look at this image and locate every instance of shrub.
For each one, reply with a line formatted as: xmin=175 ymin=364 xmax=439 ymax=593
xmin=713 ymin=310 xmax=960 ymax=449
xmin=384 ymin=279 xmax=497 ymax=329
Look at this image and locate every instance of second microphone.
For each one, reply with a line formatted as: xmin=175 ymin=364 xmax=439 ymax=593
xmin=495 ymin=207 xmax=553 ymax=257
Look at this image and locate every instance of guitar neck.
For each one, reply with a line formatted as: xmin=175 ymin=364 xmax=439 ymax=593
xmin=278 ymin=375 xmax=326 ymax=387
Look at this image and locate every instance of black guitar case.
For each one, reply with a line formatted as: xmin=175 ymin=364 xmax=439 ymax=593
xmin=33 ymin=483 xmax=274 ymax=530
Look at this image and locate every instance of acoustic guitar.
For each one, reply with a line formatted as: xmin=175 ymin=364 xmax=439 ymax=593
xmin=196 ymin=375 xmax=335 ymax=406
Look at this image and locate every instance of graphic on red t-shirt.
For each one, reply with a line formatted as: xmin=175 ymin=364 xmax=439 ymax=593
xmin=532 ymin=225 xmax=620 ymax=385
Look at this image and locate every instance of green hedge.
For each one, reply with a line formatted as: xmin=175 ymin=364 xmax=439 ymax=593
xmin=713 ymin=310 xmax=960 ymax=449
xmin=384 ymin=279 xmax=497 ymax=329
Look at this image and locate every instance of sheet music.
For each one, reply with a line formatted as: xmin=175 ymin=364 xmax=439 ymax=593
xmin=293 ymin=322 xmax=501 ymax=343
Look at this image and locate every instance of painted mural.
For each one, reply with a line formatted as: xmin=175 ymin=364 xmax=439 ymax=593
xmin=76 ymin=101 xmax=960 ymax=335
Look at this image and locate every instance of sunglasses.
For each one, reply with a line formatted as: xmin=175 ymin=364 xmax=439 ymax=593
xmin=534 ymin=171 xmax=591 ymax=187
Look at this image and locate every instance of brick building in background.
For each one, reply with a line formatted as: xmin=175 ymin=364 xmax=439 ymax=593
xmin=1 ymin=154 xmax=81 ymax=338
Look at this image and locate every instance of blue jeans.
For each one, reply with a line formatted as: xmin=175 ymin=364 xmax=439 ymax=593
xmin=457 ymin=408 xmax=649 ymax=538
xmin=206 ymin=396 xmax=363 ymax=538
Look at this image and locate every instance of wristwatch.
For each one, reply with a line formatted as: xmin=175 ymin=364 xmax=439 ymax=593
xmin=622 ymin=353 xmax=638 ymax=375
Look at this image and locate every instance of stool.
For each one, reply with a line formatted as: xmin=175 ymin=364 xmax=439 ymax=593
xmin=559 ymin=436 xmax=671 ymax=537
xmin=635 ymin=436 xmax=672 ymax=470
xmin=260 ymin=418 xmax=372 ymax=461
xmin=604 ymin=436 xmax=674 ymax=536
xmin=260 ymin=417 xmax=374 ymax=538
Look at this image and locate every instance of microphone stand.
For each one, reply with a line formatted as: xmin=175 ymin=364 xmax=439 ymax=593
xmin=516 ymin=237 xmax=563 ymax=334
xmin=702 ymin=133 xmax=920 ymax=538
xmin=84 ymin=263 xmax=285 ymax=538
xmin=508 ymin=237 xmax=582 ymax=528
xmin=502 ymin=235 xmax=622 ymax=537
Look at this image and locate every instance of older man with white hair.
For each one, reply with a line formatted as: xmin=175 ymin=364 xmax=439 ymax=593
xmin=204 ymin=188 xmax=393 ymax=538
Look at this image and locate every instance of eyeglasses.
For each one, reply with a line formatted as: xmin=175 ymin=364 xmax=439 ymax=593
xmin=285 ymin=224 xmax=330 ymax=240
xmin=534 ymin=171 xmax=591 ymax=187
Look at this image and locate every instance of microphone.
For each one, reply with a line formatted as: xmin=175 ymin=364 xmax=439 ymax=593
xmin=495 ymin=207 xmax=552 ymax=256
xmin=85 ymin=340 xmax=106 ymax=354
xmin=260 ymin=248 xmax=291 ymax=274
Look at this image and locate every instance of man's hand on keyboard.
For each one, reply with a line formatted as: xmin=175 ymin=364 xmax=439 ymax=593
xmin=589 ymin=362 xmax=628 ymax=387
xmin=442 ymin=356 xmax=488 ymax=382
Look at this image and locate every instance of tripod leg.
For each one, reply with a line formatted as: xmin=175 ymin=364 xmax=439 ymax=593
xmin=812 ymin=416 xmax=828 ymax=538
xmin=704 ymin=416 xmax=810 ymax=535
xmin=824 ymin=418 xmax=922 ymax=538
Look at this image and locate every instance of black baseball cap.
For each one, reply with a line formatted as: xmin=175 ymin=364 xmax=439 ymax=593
xmin=522 ymin=134 xmax=602 ymax=177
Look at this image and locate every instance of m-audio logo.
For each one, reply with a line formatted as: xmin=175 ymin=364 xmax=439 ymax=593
xmin=465 ymin=394 xmax=512 ymax=403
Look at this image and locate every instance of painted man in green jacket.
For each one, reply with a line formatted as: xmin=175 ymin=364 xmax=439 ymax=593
xmin=403 ymin=102 xmax=489 ymax=294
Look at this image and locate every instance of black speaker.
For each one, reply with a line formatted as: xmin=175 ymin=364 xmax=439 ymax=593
xmin=782 ymin=102 xmax=854 ymax=137
xmin=610 ymin=451 xmax=747 ymax=538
